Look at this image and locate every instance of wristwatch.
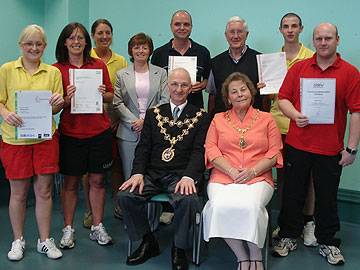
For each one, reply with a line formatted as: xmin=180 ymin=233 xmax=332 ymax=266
xmin=345 ymin=147 xmax=358 ymax=155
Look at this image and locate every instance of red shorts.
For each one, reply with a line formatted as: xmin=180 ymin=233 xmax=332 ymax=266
xmin=0 ymin=132 xmax=59 ymax=180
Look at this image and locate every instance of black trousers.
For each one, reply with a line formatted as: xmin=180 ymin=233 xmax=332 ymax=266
xmin=278 ymin=144 xmax=342 ymax=247
xmin=117 ymin=174 xmax=200 ymax=249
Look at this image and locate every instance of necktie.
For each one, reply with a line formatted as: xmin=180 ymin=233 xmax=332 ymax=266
xmin=173 ymin=106 xmax=180 ymax=121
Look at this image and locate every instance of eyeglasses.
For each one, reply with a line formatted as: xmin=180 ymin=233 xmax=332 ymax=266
xmin=22 ymin=42 xmax=45 ymax=48
xmin=227 ymin=29 xmax=247 ymax=36
xmin=67 ymin=35 xmax=85 ymax=42
xmin=169 ymin=81 xmax=191 ymax=90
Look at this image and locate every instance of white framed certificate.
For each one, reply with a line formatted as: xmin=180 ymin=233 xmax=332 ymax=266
xmin=300 ymin=78 xmax=336 ymax=124
xmin=257 ymin=52 xmax=287 ymax=95
xmin=70 ymin=69 xmax=103 ymax=114
xmin=15 ymin=90 xmax=52 ymax=139
xmin=168 ymin=56 xmax=197 ymax=84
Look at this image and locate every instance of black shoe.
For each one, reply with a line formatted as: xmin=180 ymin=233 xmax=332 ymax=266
xmin=172 ymin=246 xmax=189 ymax=270
xmin=126 ymin=237 xmax=160 ymax=265
xmin=113 ymin=205 xmax=123 ymax=220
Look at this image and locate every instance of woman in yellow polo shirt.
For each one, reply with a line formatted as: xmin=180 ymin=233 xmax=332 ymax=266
xmin=80 ymin=19 xmax=128 ymax=227
xmin=0 ymin=25 xmax=64 ymax=261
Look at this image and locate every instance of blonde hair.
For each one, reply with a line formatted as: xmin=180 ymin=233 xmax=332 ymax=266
xmin=18 ymin=24 xmax=47 ymax=45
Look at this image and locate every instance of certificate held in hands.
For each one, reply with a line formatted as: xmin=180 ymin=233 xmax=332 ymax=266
xmin=257 ymin=52 xmax=287 ymax=95
xmin=168 ymin=56 xmax=197 ymax=84
xmin=15 ymin=90 xmax=52 ymax=139
xmin=70 ymin=69 xmax=103 ymax=114
xmin=300 ymin=78 xmax=336 ymax=124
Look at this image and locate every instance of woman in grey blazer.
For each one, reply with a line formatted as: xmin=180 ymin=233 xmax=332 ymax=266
xmin=113 ymin=33 xmax=169 ymax=180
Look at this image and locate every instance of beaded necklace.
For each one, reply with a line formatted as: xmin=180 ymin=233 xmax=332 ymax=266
xmin=225 ymin=109 xmax=259 ymax=149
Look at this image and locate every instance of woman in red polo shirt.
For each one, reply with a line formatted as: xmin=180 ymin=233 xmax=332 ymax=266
xmin=53 ymin=22 xmax=114 ymax=249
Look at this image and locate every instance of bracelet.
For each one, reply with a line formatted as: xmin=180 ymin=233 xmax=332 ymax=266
xmin=227 ymin=167 xmax=236 ymax=176
xmin=252 ymin=168 xmax=257 ymax=177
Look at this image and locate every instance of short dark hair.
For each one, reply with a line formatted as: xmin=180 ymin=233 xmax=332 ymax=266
xmin=221 ymin=72 xmax=257 ymax=109
xmin=91 ymin=19 xmax=113 ymax=35
xmin=127 ymin=33 xmax=154 ymax=63
xmin=280 ymin=13 xmax=302 ymax=28
xmin=55 ymin=22 xmax=93 ymax=64
xmin=170 ymin=10 xmax=192 ymax=25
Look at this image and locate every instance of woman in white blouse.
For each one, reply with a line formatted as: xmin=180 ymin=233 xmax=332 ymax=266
xmin=113 ymin=33 xmax=169 ymax=180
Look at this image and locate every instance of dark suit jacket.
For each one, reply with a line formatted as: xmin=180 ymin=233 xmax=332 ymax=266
xmin=131 ymin=103 xmax=210 ymax=183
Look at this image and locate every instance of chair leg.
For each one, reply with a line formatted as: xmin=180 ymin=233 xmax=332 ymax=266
xmin=192 ymin=217 xmax=196 ymax=264
xmin=125 ymin=224 xmax=132 ymax=257
xmin=264 ymin=228 xmax=269 ymax=270
xmin=147 ymin=202 xmax=162 ymax=232
xmin=128 ymin=238 xmax=132 ymax=257
xmin=53 ymin=173 xmax=64 ymax=198
xmin=264 ymin=206 xmax=272 ymax=270
xmin=196 ymin=213 xmax=203 ymax=265
xmin=147 ymin=202 xmax=153 ymax=231
xmin=192 ymin=212 xmax=202 ymax=266
xmin=268 ymin=206 xmax=273 ymax=247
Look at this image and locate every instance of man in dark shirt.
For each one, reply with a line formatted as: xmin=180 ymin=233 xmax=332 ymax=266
xmin=151 ymin=10 xmax=211 ymax=109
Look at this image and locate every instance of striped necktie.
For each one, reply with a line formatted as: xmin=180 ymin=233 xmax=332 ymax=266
xmin=173 ymin=106 xmax=180 ymax=121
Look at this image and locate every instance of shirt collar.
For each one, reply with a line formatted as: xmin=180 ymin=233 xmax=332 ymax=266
xmin=281 ymin=43 xmax=314 ymax=66
xmin=15 ymin=57 xmax=47 ymax=74
xmin=230 ymin=105 xmax=256 ymax=123
xmin=170 ymin=100 xmax=188 ymax=114
xmin=64 ymin=58 xmax=92 ymax=68
xmin=228 ymin=45 xmax=248 ymax=64
xmin=91 ymin=48 xmax=116 ymax=64
xmin=310 ymin=53 xmax=342 ymax=70
xmin=171 ymin=39 xmax=192 ymax=49
xmin=169 ymin=38 xmax=194 ymax=53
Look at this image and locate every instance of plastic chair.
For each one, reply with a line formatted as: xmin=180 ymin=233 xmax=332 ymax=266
xmin=126 ymin=193 xmax=202 ymax=265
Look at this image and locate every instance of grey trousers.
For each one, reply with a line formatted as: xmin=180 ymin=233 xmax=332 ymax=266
xmin=117 ymin=174 xmax=200 ymax=249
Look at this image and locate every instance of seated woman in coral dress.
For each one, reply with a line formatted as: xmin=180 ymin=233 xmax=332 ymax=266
xmin=203 ymin=72 xmax=283 ymax=270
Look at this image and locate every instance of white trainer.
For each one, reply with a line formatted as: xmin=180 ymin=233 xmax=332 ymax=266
xmin=272 ymin=238 xmax=297 ymax=257
xmin=89 ymin=223 xmax=112 ymax=245
xmin=272 ymin=226 xmax=280 ymax=239
xmin=303 ymin=221 xmax=318 ymax=247
xmin=59 ymin=225 xmax=75 ymax=249
xmin=319 ymin=244 xmax=345 ymax=265
xmin=7 ymin=237 xmax=25 ymax=261
xmin=37 ymin=238 xmax=63 ymax=259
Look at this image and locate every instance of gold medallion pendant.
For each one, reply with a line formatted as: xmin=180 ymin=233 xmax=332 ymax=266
xmin=154 ymin=106 xmax=205 ymax=163
xmin=239 ymin=137 xmax=247 ymax=149
xmin=162 ymin=147 xmax=175 ymax=162
xmin=225 ymin=109 xmax=259 ymax=149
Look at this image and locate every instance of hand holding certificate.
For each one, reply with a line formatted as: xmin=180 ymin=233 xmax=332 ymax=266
xmin=70 ymin=69 xmax=103 ymax=114
xmin=257 ymin=52 xmax=287 ymax=95
xmin=168 ymin=56 xmax=197 ymax=84
xmin=15 ymin=90 xmax=52 ymax=139
xmin=300 ymin=78 xmax=336 ymax=124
